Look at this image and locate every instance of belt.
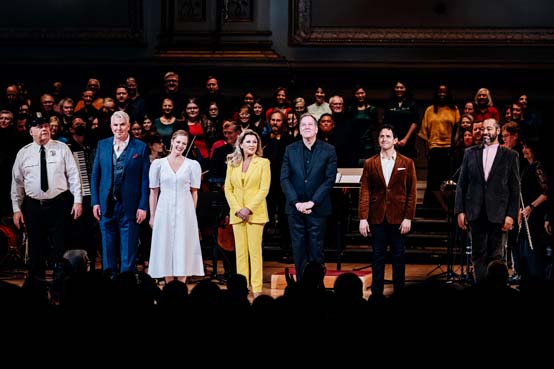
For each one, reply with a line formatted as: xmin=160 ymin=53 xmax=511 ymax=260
xmin=27 ymin=191 xmax=68 ymax=206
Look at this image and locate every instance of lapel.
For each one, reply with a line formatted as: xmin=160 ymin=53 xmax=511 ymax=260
xmin=388 ymin=154 xmax=402 ymax=187
xmin=122 ymin=137 xmax=135 ymax=176
xmin=105 ymin=138 xmax=113 ymax=174
xmin=374 ymin=155 xmax=386 ymax=187
xmin=243 ymin=155 xmax=260 ymax=188
xmin=294 ymin=141 xmax=306 ymax=179
xmin=477 ymin=145 xmax=485 ymax=180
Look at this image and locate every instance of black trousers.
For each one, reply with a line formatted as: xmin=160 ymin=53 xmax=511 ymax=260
xmin=468 ymin=211 xmax=505 ymax=283
xmin=23 ymin=191 xmax=72 ymax=278
xmin=287 ymin=212 xmax=327 ymax=281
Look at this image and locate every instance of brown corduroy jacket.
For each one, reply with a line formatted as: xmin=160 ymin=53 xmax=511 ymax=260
xmin=358 ymin=153 xmax=417 ymax=224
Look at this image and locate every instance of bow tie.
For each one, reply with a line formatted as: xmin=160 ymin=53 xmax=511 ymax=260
xmin=270 ymin=133 xmax=281 ymax=140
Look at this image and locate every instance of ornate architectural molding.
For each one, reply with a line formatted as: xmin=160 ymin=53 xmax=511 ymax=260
xmin=290 ymin=0 xmax=554 ymax=46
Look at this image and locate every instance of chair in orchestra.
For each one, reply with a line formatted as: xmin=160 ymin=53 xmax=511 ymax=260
xmin=0 ymin=218 xmax=26 ymax=271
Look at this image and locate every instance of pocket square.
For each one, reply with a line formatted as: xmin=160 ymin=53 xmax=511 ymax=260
xmin=132 ymin=153 xmax=139 ymax=159
xmin=397 ymin=167 xmax=406 ymax=171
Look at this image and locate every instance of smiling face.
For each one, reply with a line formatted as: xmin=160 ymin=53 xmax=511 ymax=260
xmin=111 ymin=114 xmax=130 ymax=141
xmin=394 ymin=82 xmax=406 ymax=99
xmin=171 ymin=133 xmax=188 ymax=155
xmin=378 ymin=127 xmax=397 ymax=151
xmin=142 ymin=118 xmax=152 ymax=131
xmin=501 ymin=129 xmax=518 ymax=149
xmin=482 ymin=119 xmax=499 ymax=146
xmin=243 ymin=93 xmax=255 ymax=106
xmin=464 ymin=102 xmax=475 ymax=116
xmin=240 ymin=133 xmax=258 ymax=157
xmin=314 ymin=88 xmax=326 ymax=104
xmin=460 ymin=116 xmax=472 ymax=130
xmin=299 ymin=115 xmax=318 ymax=140
xmin=522 ymin=143 xmax=535 ymax=163
xmin=131 ymin=123 xmax=143 ymax=138
xmin=185 ymin=102 xmax=199 ymax=120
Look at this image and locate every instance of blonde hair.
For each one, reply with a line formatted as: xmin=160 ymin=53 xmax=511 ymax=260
xmin=169 ymin=129 xmax=189 ymax=152
xmin=226 ymin=129 xmax=263 ymax=167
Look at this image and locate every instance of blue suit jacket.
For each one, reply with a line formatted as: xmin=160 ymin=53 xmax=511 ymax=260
xmin=280 ymin=139 xmax=337 ymax=216
xmin=91 ymin=136 xmax=150 ymax=219
xmin=454 ymin=144 xmax=520 ymax=223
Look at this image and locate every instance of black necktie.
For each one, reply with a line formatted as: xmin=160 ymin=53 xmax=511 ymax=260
xmin=40 ymin=145 xmax=48 ymax=192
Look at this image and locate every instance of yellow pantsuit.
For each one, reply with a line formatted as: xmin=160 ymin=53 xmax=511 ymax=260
xmin=224 ymin=156 xmax=270 ymax=293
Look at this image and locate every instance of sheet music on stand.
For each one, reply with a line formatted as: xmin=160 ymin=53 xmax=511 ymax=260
xmin=335 ymin=168 xmax=363 ymax=188
xmin=331 ymin=168 xmax=363 ymax=271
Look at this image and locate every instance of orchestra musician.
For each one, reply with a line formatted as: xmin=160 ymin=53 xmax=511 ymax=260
xmin=66 ymin=116 xmax=98 ymax=269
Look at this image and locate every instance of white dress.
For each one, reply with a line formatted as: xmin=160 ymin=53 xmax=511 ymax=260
xmin=148 ymin=157 xmax=204 ymax=278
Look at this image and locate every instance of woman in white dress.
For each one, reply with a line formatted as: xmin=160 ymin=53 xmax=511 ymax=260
xmin=148 ymin=129 xmax=204 ymax=283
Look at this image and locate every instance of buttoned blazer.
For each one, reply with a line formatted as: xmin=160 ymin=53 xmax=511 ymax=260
xmin=358 ymin=153 xmax=417 ymax=224
xmin=224 ymin=155 xmax=271 ymax=225
xmin=454 ymin=145 xmax=520 ymax=223
xmin=91 ymin=136 xmax=150 ymax=219
xmin=280 ymin=140 xmax=337 ymax=216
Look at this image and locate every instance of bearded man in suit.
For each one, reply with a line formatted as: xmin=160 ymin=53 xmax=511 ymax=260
xmin=454 ymin=118 xmax=520 ymax=283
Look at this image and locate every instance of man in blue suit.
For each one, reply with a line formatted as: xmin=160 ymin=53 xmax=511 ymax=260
xmin=91 ymin=111 xmax=150 ymax=274
xmin=454 ymin=118 xmax=520 ymax=283
xmin=281 ymin=113 xmax=337 ymax=281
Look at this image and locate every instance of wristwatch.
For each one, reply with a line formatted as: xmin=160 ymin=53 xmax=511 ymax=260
xmin=529 ymin=203 xmax=535 ymax=210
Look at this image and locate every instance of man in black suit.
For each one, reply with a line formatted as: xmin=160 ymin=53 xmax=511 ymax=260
xmin=454 ymin=118 xmax=520 ymax=283
xmin=281 ymin=113 xmax=337 ymax=281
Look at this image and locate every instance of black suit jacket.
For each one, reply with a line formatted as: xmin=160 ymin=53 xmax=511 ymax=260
xmin=454 ymin=144 xmax=520 ymax=223
xmin=280 ymin=139 xmax=337 ymax=216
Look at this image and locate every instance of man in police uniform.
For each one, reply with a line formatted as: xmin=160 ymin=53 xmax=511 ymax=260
xmin=11 ymin=117 xmax=82 ymax=282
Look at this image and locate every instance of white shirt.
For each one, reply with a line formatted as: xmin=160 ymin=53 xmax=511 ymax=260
xmin=380 ymin=151 xmax=396 ymax=186
xmin=483 ymin=143 xmax=499 ymax=181
xmin=113 ymin=135 xmax=130 ymax=158
xmin=11 ymin=139 xmax=82 ymax=212
xmin=307 ymin=102 xmax=332 ymax=121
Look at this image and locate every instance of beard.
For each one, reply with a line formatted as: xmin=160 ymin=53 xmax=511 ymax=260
xmin=483 ymin=132 xmax=497 ymax=145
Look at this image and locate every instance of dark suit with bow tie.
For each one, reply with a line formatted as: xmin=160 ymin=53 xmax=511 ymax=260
xmin=454 ymin=144 xmax=520 ymax=282
xmin=281 ymin=139 xmax=337 ymax=280
xmin=359 ymin=153 xmax=417 ymax=295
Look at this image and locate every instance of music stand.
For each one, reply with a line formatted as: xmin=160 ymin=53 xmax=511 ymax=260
xmin=334 ymin=168 xmax=362 ymax=271
xmin=428 ymin=181 xmax=459 ymax=282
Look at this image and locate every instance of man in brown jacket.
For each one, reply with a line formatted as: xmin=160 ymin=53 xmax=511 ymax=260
xmin=359 ymin=124 xmax=417 ymax=296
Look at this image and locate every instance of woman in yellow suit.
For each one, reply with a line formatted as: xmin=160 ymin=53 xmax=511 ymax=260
xmin=224 ymin=129 xmax=270 ymax=297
